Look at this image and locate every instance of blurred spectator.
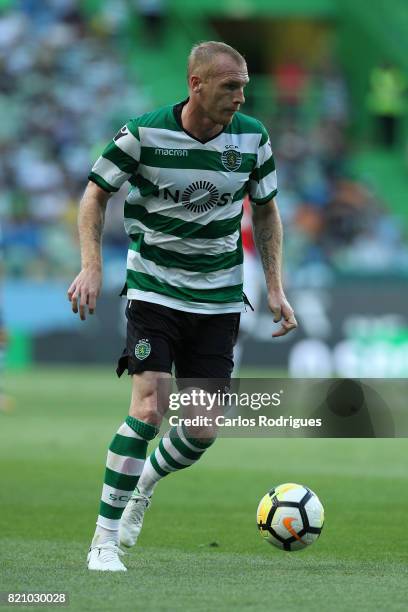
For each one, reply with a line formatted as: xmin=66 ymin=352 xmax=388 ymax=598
xmin=1 ymin=6 xmax=406 ymax=286
xmin=270 ymin=56 xmax=408 ymax=280
xmin=274 ymin=57 xmax=309 ymax=120
xmin=233 ymin=197 xmax=264 ymax=373
xmin=366 ymin=61 xmax=407 ymax=149
xmin=1 ymin=2 xmax=150 ymax=282
xmin=317 ymin=57 xmax=349 ymax=126
xmin=135 ymin=0 xmax=167 ymax=46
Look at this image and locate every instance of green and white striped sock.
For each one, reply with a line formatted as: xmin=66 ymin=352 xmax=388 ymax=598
xmin=95 ymin=416 xmax=158 ymax=538
xmin=137 ymin=424 xmax=215 ymax=497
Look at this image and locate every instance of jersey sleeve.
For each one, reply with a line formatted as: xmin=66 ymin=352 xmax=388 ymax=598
xmin=88 ymin=120 xmax=141 ymax=193
xmin=248 ymin=123 xmax=278 ymax=205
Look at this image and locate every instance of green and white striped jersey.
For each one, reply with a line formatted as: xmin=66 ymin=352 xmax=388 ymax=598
xmin=89 ymin=100 xmax=277 ymax=314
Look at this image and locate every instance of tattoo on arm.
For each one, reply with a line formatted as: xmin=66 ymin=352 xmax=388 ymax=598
xmin=91 ymin=221 xmax=102 ymax=244
xmin=253 ymin=205 xmax=283 ymax=288
xmin=254 ymin=227 xmax=280 ymax=273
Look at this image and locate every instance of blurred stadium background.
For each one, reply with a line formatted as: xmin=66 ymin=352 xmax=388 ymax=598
xmin=2 ymin=4 xmax=408 ymax=608
xmin=2 ymin=0 xmax=408 ymax=385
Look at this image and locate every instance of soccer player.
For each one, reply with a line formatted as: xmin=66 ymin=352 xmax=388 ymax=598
xmin=68 ymin=41 xmax=297 ymax=572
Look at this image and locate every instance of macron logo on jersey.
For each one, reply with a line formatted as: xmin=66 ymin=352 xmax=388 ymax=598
xmin=155 ymin=148 xmax=188 ymax=157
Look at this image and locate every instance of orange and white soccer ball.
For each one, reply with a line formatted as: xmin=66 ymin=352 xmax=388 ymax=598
xmin=257 ymin=483 xmax=324 ymax=551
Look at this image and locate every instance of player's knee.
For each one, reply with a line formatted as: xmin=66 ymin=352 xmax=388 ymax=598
xmin=129 ymin=372 xmax=169 ymax=425
xmin=129 ymin=394 xmax=161 ymax=424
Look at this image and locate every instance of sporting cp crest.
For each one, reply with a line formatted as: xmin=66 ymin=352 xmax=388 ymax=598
xmin=221 ymin=147 xmax=242 ymax=172
xmin=134 ymin=339 xmax=151 ymax=360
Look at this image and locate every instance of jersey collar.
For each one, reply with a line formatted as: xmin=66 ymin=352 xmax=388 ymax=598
xmin=173 ymin=98 xmax=226 ymax=144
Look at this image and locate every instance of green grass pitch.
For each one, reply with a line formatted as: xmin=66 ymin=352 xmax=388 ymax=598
xmin=1 ymin=367 xmax=408 ymax=611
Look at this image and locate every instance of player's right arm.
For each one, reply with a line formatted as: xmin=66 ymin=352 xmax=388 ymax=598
xmin=67 ymin=182 xmax=111 ymax=321
xmin=68 ymin=119 xmax=141 ymax=320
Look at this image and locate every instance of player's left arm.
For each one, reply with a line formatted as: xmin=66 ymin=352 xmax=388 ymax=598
xmin=251 ymin=198 xmax=297 ymax=338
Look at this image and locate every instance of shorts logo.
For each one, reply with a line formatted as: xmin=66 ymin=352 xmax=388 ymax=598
xmin=221 ymin=147 xmax=242 ymax=171
xmin=135 ymin=339 xmax=151 ymax=360
xmin=182 ymin=181 xmax=219 ymax=213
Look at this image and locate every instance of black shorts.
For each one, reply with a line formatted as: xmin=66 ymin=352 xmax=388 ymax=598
xmin=116 ymin=300 xmax=240 ymax=381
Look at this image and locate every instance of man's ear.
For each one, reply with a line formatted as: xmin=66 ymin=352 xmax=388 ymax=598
xmin=190 ymin=75 xmax=202 ymax=93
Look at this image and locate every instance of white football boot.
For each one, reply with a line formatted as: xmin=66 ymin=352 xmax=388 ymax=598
xmin=87 ymin=541 xmax=127 ymax=572
xmin=119 ymin=489 xmax=151 ymax=548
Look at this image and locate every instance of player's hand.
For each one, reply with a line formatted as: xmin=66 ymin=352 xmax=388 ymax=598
xmin=67 ymin=267 xmax=102 ymax=321
xmin=267 ymin=290 xmax=297 ymax=338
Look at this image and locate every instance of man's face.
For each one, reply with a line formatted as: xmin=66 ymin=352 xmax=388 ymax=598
xmin=196 ymin=55 xmax=249 ymax=125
